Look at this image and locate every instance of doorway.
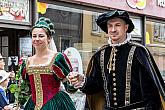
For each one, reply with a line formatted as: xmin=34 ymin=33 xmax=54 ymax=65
xmin=0 ymin=28 xmax=29 ymax=71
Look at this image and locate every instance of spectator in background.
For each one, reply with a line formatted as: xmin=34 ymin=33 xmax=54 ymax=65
xmin=0 ymin=54 xmax=15 ymax=104
xmin=0 ymin=70 xmax=16 ymax=110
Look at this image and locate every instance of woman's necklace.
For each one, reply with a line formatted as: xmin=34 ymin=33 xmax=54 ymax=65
xmin=107 ymin=46 xmax=117 ymax=73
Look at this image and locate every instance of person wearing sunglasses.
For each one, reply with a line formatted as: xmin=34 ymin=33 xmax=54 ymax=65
xmin=69 ymin=10 xmax=165 ymax=110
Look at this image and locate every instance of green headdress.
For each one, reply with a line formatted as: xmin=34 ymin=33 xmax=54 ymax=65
xmin=31 ymin=17 xmax=55 ymax=36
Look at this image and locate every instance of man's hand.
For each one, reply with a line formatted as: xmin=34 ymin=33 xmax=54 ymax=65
xmin=68 ymin=72 xmax=85 ymax=89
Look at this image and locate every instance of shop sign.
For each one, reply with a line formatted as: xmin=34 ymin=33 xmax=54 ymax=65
xmin=126 ymin=0 xmax=147 ymax=9
xmin=157 ymin=0 xmax=165 ymax=7
xmin=0 ymin=0 xmax=30 ymax=22
xmin=64 ymin=47 xmax=83 ymax=74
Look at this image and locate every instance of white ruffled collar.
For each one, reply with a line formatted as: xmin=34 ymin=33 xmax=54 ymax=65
xmin=108 ymin=34 xmax=131 ymax=47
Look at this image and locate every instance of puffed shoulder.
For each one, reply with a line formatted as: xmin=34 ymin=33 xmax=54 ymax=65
xmin=52 ymin=52 xmax=72 ymax=80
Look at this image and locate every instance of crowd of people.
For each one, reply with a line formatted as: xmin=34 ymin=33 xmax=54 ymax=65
xmin=0 ymin=9 xmax=165 ymax=110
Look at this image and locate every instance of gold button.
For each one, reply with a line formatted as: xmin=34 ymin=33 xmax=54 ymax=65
xmin=113 ymin=97 xmax=116 ymax=100
xmin=113 ymin=78 xmax=116 ymax=81
xmin=114 ymin=102 xmax=117 ymax=105
xmin=113 ymin=88 xmax=116 ymax=91
xmin=113 ymin=93 xmax=116 ymax=96
xmin=113 ymin=83 xmax=116 ymax=86
xmin=112 ymin=73 xmax=116 ymax=76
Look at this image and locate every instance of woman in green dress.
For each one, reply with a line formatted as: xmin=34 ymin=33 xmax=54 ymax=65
xmin=19 ymin=17 xmax=77 ymax=110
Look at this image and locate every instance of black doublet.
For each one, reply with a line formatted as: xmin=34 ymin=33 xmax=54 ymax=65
xmin=82 ymin=42 xmax=165 ymax=109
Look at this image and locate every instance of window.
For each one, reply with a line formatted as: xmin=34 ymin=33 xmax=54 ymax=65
xmin=146 ymin=19 xmax=165 ymax=81
xmin=160 ymin=23 xmax=165 ymax=40
xmin=0 ymin=36 xmax=8 ymax=70
xmin=130 ymin=17 xmax=143 ymax=43
xmin=146 ymin=21 xmax=165 ymax=44
xmin=92 ymin=13 xmax=102 ymax=33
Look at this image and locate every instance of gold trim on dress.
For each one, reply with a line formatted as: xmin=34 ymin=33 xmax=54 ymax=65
xmin=34 ymin=73 xmax=43 ymax=110
xmin=25 ymin=53 xmax=58 ymax=109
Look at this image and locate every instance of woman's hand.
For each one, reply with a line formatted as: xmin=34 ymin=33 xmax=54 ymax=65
xmin=68 ymin=72 xmax=85 ymax=89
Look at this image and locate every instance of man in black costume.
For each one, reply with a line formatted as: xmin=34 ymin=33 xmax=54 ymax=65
xmin=69 ymin=10 xmax=165 ymax=110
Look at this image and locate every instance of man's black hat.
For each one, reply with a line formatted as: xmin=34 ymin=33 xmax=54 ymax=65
xmin=96 ymin=10 xmax=134 ymax=33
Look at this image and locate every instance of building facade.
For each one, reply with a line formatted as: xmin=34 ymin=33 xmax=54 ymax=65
xmin=0 ymin=0 xmax=37 ymax=70
xmin=0 ymin=0 xmax=165 ymax=80
xmin=37 ymin=0 xmax=165 ymax=80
